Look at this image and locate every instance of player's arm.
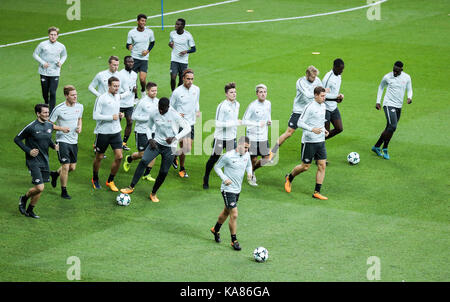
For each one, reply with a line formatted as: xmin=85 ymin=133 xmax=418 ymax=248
xmin=76 ymin=117 xmax=82 ymax=133
xmin=376 ymin=76 xmax=388 ymax=110
xmin=14 ymin=125 xmax=33 ymax=155
xmin=214 ymin=155 xmax=231 ymax=184
xmin=171 ymin=114 xmax=190 ymax=143
xmin=53 ymin=124 xmax=70 ymax=133
xmin=298 ymin=108 xmax=321 ymax=134
xmin=196 ymin=89 xmax=200 ymax=117
xmin=245 ymin=153 xmax=253 ymax=181
xmin=131 ymin=102 xmax=148 ymax=122
xmin=88 ymin=74 xmax=102 ymax=97
xmin=32 ymin=43 xmax=48 ymax=68
xmin=93 ymin=97 xmax=115 ymax=121
xmin=215 ymin=106 xmax=242 ymax=128
xmin=58 ymin=45 xmax=68 ymax=67
xmin=298 ymin=79 xmax=314 ymax=99
xmin=126 ymin=31 xmax=133 ymax=51
xmin=242 ymin=104 xmax=259 ymax=127
xmin=406 ymin=76 xmax=413 ymax=104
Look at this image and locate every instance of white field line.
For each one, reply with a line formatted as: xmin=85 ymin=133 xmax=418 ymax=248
xmin=0 ymin=0 xmax=239 ymax=48
xmin=107 ymin=0 xmax=388 ymax=28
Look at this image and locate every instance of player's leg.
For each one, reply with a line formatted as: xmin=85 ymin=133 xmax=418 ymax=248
xmin=92 ymin=134 xmax=107 ymax=189
xmin=150 ymin=146 xmax=174 ymax=201
xmin=312 ymin=142 xmax=328 ymax=199
xmin=226 ymin=193 xmax=241 ymax=250
xmin=326 ymin=108 xmax=343 ymax=140
xmin=203 ymin=139 xmax=224 ymax=189
xmin=382 ymin=108 xmax=400 ymax=159
xmin=210 ymin=204 xmax=230 ymax=243
xmin=120 ymin=108 xmax=133 ymax=150
xmin=40 ymin=75 xmax=50 ymax=105
xmin=179 ymin=137 xmax=192 ymax=178
xmin=253 ymin=141 xmax=271 ymax=171
xmin=170 ymin=61 xmax=178 ymax=91
xmin=285 ymin=143 xmax=312 ymax=193
xmin=25 ymin=183 xmax=45 ymax=219
xmin=48 ymin=76 xmax=59 ymax=113
xmin=106 ymin=147 xmax=123 ymax=192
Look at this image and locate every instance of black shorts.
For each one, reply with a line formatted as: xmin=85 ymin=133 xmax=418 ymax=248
xmin=120 ymin=107 xmax=134 ymax=119
xmin=301 ymin=142 xmax=327 ymax=164
xmin=132 ymin=58 xmax=148 ymax=73
xmin=221 ymin=191 xmax=240 ymax=209
xmin=211 ymin=139 xmax=236 ymax=156
xmin=325 ymin=108 xmax=341 ymax=123
xmin=249 ymin=140 xmax=270 ymax=157
xmin=288 ymin=112 xmax=301 ymax=129
xmin=383 ymin=106 xmax=402 ymax=132
xmin=170 ymin=61 xmax=188 ymax=76
xmin=94 ymin=132 xmax=123 ymax=154
xmin=135 ymin=132 xmax=153 ymax=152
xmin=57 ymin=142 xmax=78 ymax=164
xmin=178 ymin=125 xmax=195 ymax=140
xmin=27 ymin=164 xmax=50 ymax=185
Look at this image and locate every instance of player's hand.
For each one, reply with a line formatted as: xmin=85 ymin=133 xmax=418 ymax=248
xmin=43 ymin=63 xmax=49 ymax=69
xmin=30 ymin=149 xmax=39 ymax=157
xmin=325 ymin=88 xmax=331 ymax=93
xmin=179 ymin=113 xmax=185 ymax=117
xmin=407 ymin=98 xmax=412 ymax=104
xmin=57 ymin=62 xmax=62 ymax=67
xmin=132 ymin=86 xmax=137 ymax=93
xmin=224 ymin=179 xmax=232 ymax=186
xmin=112 ymin=114 xmax=119 ymax=120
xmin=375 ymin=103 xmax=381 ymax=110
xmin=168 ymin=42 xmax=174 ymax=48
xmin=325 ymin=130 xmax=329 ymax=137
xmin=196 ymin=111 xmax=201 ymax=118
xmin=76 ymin=126 xmax=82 ymax=133
xmin=141 ymin=50 xmax=149 ymax=56
xmin=337 ymin=94 xmax=344 ymax=103
xmin=128 ymin=45 xmax=133 ymax=51
xmin=312 ymin=128 xmax=322 ymax=134
xmin=54 ymin=143 xmax=59 ymax=151
xmin=267 ymin=120 xmax=272 ymax=126
xmin=119 ymin=112 xmax=124 ymax=119
xmin=179 ymin=50 xmax=188 ymax=56
xmin=165 ymin=137 xmax=175 ymax=144
xmin=148 ymin=139 xmax=157 ymax=150
xmin=61 ymin=127 xmax=70 ymax=133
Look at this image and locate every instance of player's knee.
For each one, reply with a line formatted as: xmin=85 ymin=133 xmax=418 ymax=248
xmin=387 ymin=124 xmax=397 ymax=133
xmin=69 ymin=164 xmax=76 ymax=172
xmin=36 ymin=184 xmax=45 ymax=193
xmin=115 ymin=154 xmax=123 ymax=161
xmin=302 ymin=164 xmax=311 ymax=171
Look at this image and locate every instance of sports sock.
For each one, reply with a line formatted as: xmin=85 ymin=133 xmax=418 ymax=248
xmin=61 ymin=186 xmax=67 ymax=193
xmin=26 ymin=204 xmax=35 ymax=213
xmin=107 ymin=174 xmax=115 ymax=183
xmin=288 ymin=173 xmax=295 ymax=183
xmin=214 ymin=222 xmax=222 ymax=233
xmin=180 ymin=166 xmax=185 ymax=171
xmin=143 ymin=167 xmax=152 ymax=176
xmin=315 ymin=183 xmax=322 ymax=193
xmin=93 ymin=171 xmax=99 ymax=181
xmin=231 ymin=234 xmax=237 ymax=242
xmin=123 ymin=135 xmax=129 ymax=143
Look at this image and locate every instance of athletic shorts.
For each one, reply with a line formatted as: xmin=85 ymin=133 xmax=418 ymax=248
xmin=288 ymin=112 xmax=302 ymax=129
xmin=249 ymin=140 xmax=270 ymax=157
xmin=120 ymin=106 xmax=134 ymax=119
xmin=94 ymin=132 xmax=123 ymax=154
xmin=211 ymin=139 xmax=236 ymax=156
xmin=132 ymin=58 xmax=148 ymax=73
xmin=27 ymin=164 xmax=50 ymax=185
xmin=135 ymin=132 xmax=154 ymax=152
xmin=178 ymin=125 xmax=195 ymax=140
xmin=383 ymin=106 xmax=402 ymax=132
xmin=325 ymin=107 xmax=341 ymax=123
xmin=170 ymin=61 xmax=188 ymax=76
xmin=57 ymin=142 xmax=78 ymax=164
xmin=221 ymin=191 xmax=240 ymax=209
xmin=301 ymin=142 xmax=327 ymax=164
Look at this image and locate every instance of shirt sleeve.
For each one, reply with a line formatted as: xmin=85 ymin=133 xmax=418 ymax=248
xmin=215 ymin=103 xmax=241 ymax=128
xmin=32 ymin=43 xmax=46 ymax=65
xmin=93 ymin=96 xmax=113 ymax=121
xmin=406 ymin=76 xmax=413 ymax=99
xmin=188 ymin=33 xmax=195 ymax=47
xmin=246 ymin=153 xmax=253 ymax=176
xmin=298 ymin=79 xmax=314 ymax=99
xmin=132 ymin=102 xmax=148 ymax=122
xmin=174 ymin=114 xmax=191 ymax=141
xmin=242 ymin=103 xmax=259 ymax=126
xmin=127 ymin=30 xmax=133 ymax=44
xmin=88 ymin=73 xmax=102 ymax=97
xmin=59 ymin=44 xmax=67 ymax=65
xmin=376 ymin=75 xmax=388 ymax=104
xmin=49 ymin=106 xmax=59 ymax=123
xmin=196 ymin=88 xmax=200 ymax=112
xmin=297 ymin=107 xmax=313 ymax=132
xmin=14 ymin=124 xmax=32 ymax=154
xmin=214 ymin=154 xmax=229 ymax=182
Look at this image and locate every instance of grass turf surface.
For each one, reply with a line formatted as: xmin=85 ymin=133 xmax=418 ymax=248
xmin=0 ymin=0 xmax=449 ymax=282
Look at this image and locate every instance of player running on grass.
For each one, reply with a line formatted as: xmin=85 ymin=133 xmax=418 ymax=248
xmin=210 ymin=136 xmax=253 ymax=251
xmin=284 ymin=87 xmax=329 ymax=200
xmin=120 ymin=98 xmax=190 ymax=202
xmin=371 ymin=61 xmax=413 ymax=160
xmin=123 ymin=82 xmax=159 ymax=181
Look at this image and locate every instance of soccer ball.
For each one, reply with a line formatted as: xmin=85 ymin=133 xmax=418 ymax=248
xmin=116 ymin=193 xmax=131 ymax=206
xmin=253 ymin=247 xmax=269 ymax=262
xmin=347 ymin=152 xmax=360 ymax=165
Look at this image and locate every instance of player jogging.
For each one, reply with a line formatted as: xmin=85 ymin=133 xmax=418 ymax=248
xmin=168 ymin=18 xmax=196 ymax=91
xmin=120 ymin=98 xmax=190 ymax=202
xmin=371 ymin=61 xmax=413 ymax=160
xmin=284 ymin=87 xmax=329 ymax=200
xmin=210 ymin=136 xmax=253 ymax=251
xmin=49 ymin=85 xmax=83 ymax=199
xmin=33 ymin=26 xmax=67 ymax=113
xmin=170 ymin=69 xmax=200 ymax=178
xmin=242 ymin=84 xmax=272 ymax=186
xmin=123 ymin=82 xmax=159 ymax=181
xmin=323 ymin=59 xmax=345 ymax=142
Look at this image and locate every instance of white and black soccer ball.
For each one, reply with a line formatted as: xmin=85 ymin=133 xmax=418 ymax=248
xmin=347 ymin=152 xmax=360 ymax=165
xmin=253 ymin=247 xmax=269 ymax=262
xmin=116 ymin=193 xmax=131 ymax=206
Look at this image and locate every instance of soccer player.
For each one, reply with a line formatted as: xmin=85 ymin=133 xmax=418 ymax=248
xmin=323 ymin=59 xmax=345 ymax=141
xmin=33 ymin=26 xmax=67 ymax=113
xmin=210 ymin=136 xmax=253 ymax=251
xmin=88 ymin=56 xmax=120 ymax=99
xmin=170 ymin=69 xmax=200 ymax=178
xmin=92 ymin=77 xmax=124 ymax=191
xmin=118 ymin=56 xmax=138 ymax=151
xmin=268 ymin=66 xmax=326 ymax=161
xmin=14 ymin=104 xmax=63 ymax=219
xmin=123 ymin=82 xmax=159 ymax=181
xmin=203 ymin=82 xmax=241 ymax=189
xmin=242 ymin=84 xmax=272 ymax=186
xmin=49 ymin=85 xmax=83 ymax=199
xmin=120 ymin=98 xmax=190 ymax=202
xmin=127 ymin=14 xmax=155 ymax=97
xmin=284 ymin=87 xmax=330 ymax=200
xmin=372 ymin=61 xmax=413 ymax=160
xmin=168 ymin=18 xmax=196 ymax=91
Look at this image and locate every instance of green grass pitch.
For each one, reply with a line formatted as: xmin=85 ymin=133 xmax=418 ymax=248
xmin=0 ymin=0 xmax=449 ymax=282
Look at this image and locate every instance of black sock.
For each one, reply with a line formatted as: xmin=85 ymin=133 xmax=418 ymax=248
xmin=107 ymin=174 xmax=115 ymax=183
xmin=93 ymin=171 xmax=99 ymax=181
xmin=61 ymin=186 xmax=67 ymax=193
xmin=52 ymin=170 xmax=60 ymax=176
xmin=382 ymin=140 xmax=390 ymax=149
xmin=26 ymin=204 xmax=35 ymax=213
xmin=288 ymin=173 xmax=295 ymax=183
xmin=143 ymin=167 xmax=152 ymax=176
xmin=127 ymin=156 xmax=133 ymax=163
xmin=123 ymin=135 xmax=129 ymax=143
xmin=231 ymin=234 xmax=237 ymax=242
xmin=180 ymin=166 xmax=185 ymax=171
xmin=375 ymin=136 xmax=384 ymax=148
xmin=21 ymin=194 xmax=29 ymax=205
xmin=214 ymin=222 xmax=222 ymax=233
xmin=315 ymin=183 xmax=322 ymax=193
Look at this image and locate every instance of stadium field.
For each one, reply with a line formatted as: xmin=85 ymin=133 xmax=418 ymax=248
xmin=0 ymin=0 xmax=449 ymax=283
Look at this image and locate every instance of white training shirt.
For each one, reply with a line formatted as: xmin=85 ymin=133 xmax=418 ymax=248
xmin=93 ymin=92 xmax=122 ymax=134
xmin=169 ymin=30 xmax=195 ymax=64
xmin=214 ymin=150 xmax=253 ymax=194
xmin=214 ymin=99 xmax=240 ymax=141
xmin=242 ymin=99 xmax=272 ymax=142
xmin=88 ymin=69 xmax=120 ymax=98
xmin=33 ymin=40 xmax=67 ymax=77
xmin=297 ymin=100 xmax=327 ymax=143
xmin=292 ymin=76 xmax=323 ymax=114
xmin=322 ymin=70 xmax=342 ymax=112
xmin=127 ymin=27 xmax=155 ymax=61
xmin=170 ymin=84 xmax=200 ymax=126
xmin=133 ymin=96 xmax=158 ymax=137
xmin=147 ymin=107 xmax=190 ymax=148
xmin=49 ymin=102 xmax=84 ymax=144
xmin=376 ymin=72 xmax=413 ymax=108
xmin=118 ymin=68 xmax=138 ymax=108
